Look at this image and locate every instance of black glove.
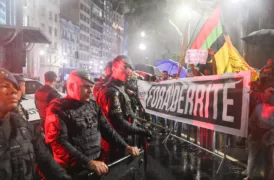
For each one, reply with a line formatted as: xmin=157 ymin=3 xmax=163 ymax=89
xmin=145 ymin=129 xmax=152 ymax=142
xmin=144 ymin=129 xmax=152 ymax=138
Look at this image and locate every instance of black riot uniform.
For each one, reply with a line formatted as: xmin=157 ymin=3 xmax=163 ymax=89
xmin=97 ymin=78 xmax=151 ymax=142
xmin=0 ymin=68 xmax=71 ymax=180
xmin=44 ymin=71 xmax=129 ymax=176
xmin=125 ymin=73 xmax=151 ymax=121
xmin=125 ymin=73 xmax=139 ymax=113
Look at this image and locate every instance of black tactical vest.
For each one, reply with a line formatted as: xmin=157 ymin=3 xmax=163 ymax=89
xmin=111 ymin=84 xmax=136 ymax=120
xmin=61 ymin=100 xmax=101 ymax=160
xmin=0 ymin=113 xmax=35 ymax=180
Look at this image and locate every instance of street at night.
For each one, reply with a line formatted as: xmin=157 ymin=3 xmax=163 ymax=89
xmin=1 ymin=0 xmax=274 ymax=179
xmin=146 ymin=131 xmax=246 ymax=180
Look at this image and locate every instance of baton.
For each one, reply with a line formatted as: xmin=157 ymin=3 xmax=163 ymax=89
xmin=87 ymin=150 xmax=144 ymax=177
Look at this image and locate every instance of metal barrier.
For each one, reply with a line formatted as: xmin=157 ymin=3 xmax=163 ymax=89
xmin=87 ymin=151 xmax=145 ymax=180
xmin=137 ymin=117 xmax=247 ymax=174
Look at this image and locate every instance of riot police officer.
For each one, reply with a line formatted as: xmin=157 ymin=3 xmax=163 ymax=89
xmin=96 ymin=56 xmax=151 ymax=160
xmin=44 ymin=69 xmax=140 ymax=178
xmin=0 ymin=68 xmax=71 ymax=180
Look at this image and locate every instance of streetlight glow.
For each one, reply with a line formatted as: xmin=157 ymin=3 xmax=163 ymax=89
xmin=62 ymin=59 xmax=67 ymax=64
xmin=175 ymin=5 xmax=192 ymax=20
xmin=39 ymin=50 xmax=45 ymax=56
xmin=141 ymin=31 xmax=146 ymax=37
xmin=139 ymin=43 xmax=146 ymax=50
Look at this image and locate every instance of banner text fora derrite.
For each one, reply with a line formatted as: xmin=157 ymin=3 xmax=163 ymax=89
xmin=145 ymin=78 xmax=243 ymax=130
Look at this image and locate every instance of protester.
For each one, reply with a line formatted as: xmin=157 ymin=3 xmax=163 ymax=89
xmin=96 ymin=55 xmax=152 ymax=161
xmin=14 ymin=75 xmax=29 ymax=121
xmin=150 ymin=75 xmax=157 ymax=82
xmin=35 ymin=71 xmax=61 ymax=127
xmin=161 ymin=70 xmax=169 ymax=81
xmin=44 ymin=69 xmax=140 ymax=178
xmin=245 ymin=96 xmax=274 ymax=180
xmin=0 ymin=68 xmax=71 ymax=180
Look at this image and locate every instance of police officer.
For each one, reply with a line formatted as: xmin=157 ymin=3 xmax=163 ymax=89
xmin=14 ymin=75 xmax=29 ymax=121
xmin=125 ymin=72 xmax=149 ymax=119
xmin=96 ymin=56 xmax=151 ymax=159
xmin=0 ymin=68 xmax=71 ymax=180
xmin=44 ymin=69 xmax=140 ymax=178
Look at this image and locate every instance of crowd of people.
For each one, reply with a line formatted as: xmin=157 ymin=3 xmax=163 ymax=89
xmin=0 ymin=55 xmax=153 ymax=180
xmin=1 ymin=52 xmax=274 ymax=179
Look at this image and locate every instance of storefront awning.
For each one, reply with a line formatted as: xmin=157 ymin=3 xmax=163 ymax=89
xmin=0 ymin=24 xmax=51 ymax=44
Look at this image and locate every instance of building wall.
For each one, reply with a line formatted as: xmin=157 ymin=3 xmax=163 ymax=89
xmin=102 ymin=0 xmax=113 ymax=63
xmin=0 ymin=0 xmax=6 ymax=24
xmin=90 ymin=0 xmax=104 ymax=73
xmin=111 ymin=11 xmax=124 ymax=58
xmin=60 ymin=18 xmax=80 ymax=70
xmin=6 ymin=0 xmax=16 ymax=25
xmin=28 ymin=0 xmax=61 ymax=82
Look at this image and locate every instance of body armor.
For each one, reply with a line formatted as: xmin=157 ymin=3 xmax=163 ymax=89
xmin=97 ymin=79 xmax=149 ymax=142
xmin=0 ymin=113 xmax=35 ymax=180
xmin=97 ymin=79 xmax=136 ymax=130
xmin=46 ymin=98 xmax=102 ymax=168
xmin=63 ymin=99 xmax=101 ymax=159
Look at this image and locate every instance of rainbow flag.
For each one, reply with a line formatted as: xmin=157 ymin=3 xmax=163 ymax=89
xmin=190 ymin=7 xmax=258 ymax=80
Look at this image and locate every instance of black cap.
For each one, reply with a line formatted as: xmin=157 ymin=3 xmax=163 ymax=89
xmin=14 ymin=75 xmax=25 ymax=83
xmin=70 ymin=70 xmax=95 ymax=84
xmin=0 ymin=68 xmax=19 ymax=89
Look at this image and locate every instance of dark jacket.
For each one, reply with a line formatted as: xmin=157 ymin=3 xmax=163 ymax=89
xmin=0 ymin=112 xmax=70 ymax=180
xmin=97 ymin=78 xmax=149 ymax=136
xmin=35 ymin=85 xmax=61 ymax=121
xmin=44 ymin=98 xmax=128 ymax=170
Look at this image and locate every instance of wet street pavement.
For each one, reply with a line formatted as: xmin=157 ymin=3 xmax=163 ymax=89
xmin=146 ymin=132 xmax=246 ymax=180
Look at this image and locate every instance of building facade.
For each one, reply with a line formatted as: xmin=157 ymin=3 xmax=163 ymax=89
xmin=102 ymin=0 xmax=113 ymax=63
xmin=0 ymin=0 xmax=6 ymax=24
xmin=90 ymin=0 xmax=104 ymax=73
xmin=26 ymin=0 xmax=61 ymax=82
xmin=111 ymin=11 xmax=124 ymax=58
xmin=60 ymin=18 xmax=80 ymax=77
xmin=5 ymin=0 xmax=16 ymax=25
xmin=60 ymin=0 xmax=91 ymax=72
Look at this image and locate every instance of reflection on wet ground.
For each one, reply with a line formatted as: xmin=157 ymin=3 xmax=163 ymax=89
xmin=146 ymin=133 xmax=246 ymax=180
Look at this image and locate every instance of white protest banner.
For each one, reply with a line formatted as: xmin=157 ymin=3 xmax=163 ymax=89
xmin=138 ymin=71 xmax=250 ymax=137
xmin=20 ymin=99 xmax=41 ymax=121
xmin=185 ymin=49 xmax=208 ymax=64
